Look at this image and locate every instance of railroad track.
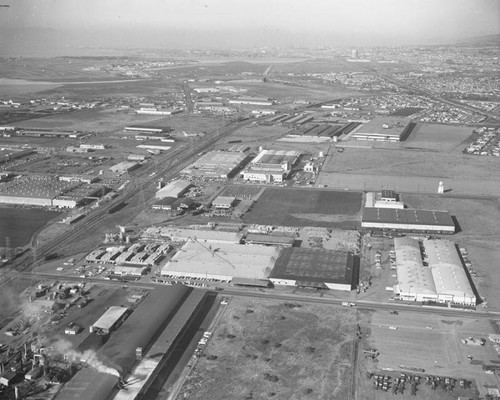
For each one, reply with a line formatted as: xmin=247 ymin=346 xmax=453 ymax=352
xmin=4 ymin=118 xmax=254 ymax=278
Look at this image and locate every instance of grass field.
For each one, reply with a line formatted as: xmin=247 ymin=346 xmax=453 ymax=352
xmin=403 ymin=123 xmax=473 ymax=152
xmin=220 ymin=184 xmax=263 ymax=198
xmin=177 ymin=297 xmax=357 ymax=400
xmin=243 ymin=187 xmax=362 ymax=228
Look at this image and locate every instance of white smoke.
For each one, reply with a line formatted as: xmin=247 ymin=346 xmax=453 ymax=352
xmin=51 ymin=338 xmax=120 ymax=377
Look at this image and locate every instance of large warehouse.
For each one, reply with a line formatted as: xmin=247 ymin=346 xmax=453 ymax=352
xmin=181 ymin=150 xmax=252 ymax=179
xmin=392 ymin=237 xmax=476 ymax=306
xmin=142 ymin=227 xmax=242 ymax=243
xmin=89 ymin=306 xmax=130 ymax=335
xmin=161 ymin=241 xmax=280 ymax=282
xmin=155 ymin=179 xmax=191 ymax=199
xmin=361 ymin=207 xmax=456 ymax=234
xmin=242 ymin=149 xmax=301 ymax=183
xmin=270 ymin=248 xmax=359 ymax=291
xmin=352 ymin=117 xmax=415 ymax=142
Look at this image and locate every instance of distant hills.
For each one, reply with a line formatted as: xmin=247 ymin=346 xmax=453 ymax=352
xmin=449 ymin=33 xmax=500 ymax=47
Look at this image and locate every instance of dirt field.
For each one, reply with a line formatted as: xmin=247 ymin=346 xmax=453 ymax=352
xmin=177 ymin=297 xmax=357 ymax=400
xmin=403 ymin=123 xmax=473 ymax=153
xmin=243 ymin=187 xmax=362 ymax=228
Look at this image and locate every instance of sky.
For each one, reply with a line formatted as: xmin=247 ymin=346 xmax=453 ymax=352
xmin=0 ymin=0 xmax=499 ymax=55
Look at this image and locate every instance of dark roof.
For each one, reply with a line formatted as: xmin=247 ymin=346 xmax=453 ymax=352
xmin=244 ymin=233 xmax=295 ymax=246
xmin=154 ymin=196 xmax=177 ymax=206
xmin=270 ymin=248 xmax=358 ymax=287
xmin=56 ymin=285 xmax=191 ymax=400
xmin=381 ymin=190 xmax=397 ymax=199
xmin=231 ymin=277 xmax=271 ymax=287
xmin=362 ymin=208 xmax=455 ymax=227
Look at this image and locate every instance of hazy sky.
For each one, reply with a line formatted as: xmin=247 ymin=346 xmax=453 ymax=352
xmin=0 ymin=0 xmax=499 ymax=54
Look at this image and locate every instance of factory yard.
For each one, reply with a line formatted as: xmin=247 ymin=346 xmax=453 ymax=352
xmin=177 ymin=297 xmax=357 ymax=400
xmin=243 ymin=187 xmax=362 ymax=228
xmin=355 ymin=308 xmax=497 ymax=399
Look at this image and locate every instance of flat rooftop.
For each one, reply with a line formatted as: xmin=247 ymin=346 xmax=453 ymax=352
xmin=362 ymin=208 xmax=455 ymax=227
xmin=354 ymin=116 xmax=411 ymax=138
xmin=271 ymin=247 xmax=357 ymax=285
xmin=91 ymin=306 xmax=129 ymax=330
xmin=182 ymin=150 xmax=250 ymax=178
xmin=162 ymin=241 xmax=280 ymax=280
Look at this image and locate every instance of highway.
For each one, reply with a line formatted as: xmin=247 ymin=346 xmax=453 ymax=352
xmin=9 ymin=270 xmax=500 ymax=321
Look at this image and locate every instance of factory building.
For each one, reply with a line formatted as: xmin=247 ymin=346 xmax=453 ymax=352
xmin=155 ymin=179 xmax=192 ymax=200
xmin=212 ymin=196 xmax=236 ymax=209
xmin=110 ymin=161 xmax=140 ymax=174
xmin=161 ymin=241 xmax=280 ymax=282
xmin=143 ymin=227 xmax=242 ymax=244
xmin=124 ymin=126 xmax=166 ymax=134
xmin=242 ymin=149 xmax=301 ymax=183
xmin=270 ymin=248 xmax=359 ymax=291
xmin=352 ymin=117 xmax=415 ymax=142
xmin=229 ymin=97 xmax=274 ymax=106
xmin=182 ymin=151 xmax=252 ymax=179
xmin=361 ymin=208 xmax=455 ymax=234
xmin=365 ymin=190 xmax=405 ymax=209
xmin=89 ymin=306 xmax=130 ymax=335
xmin=392 ymin=238 xmax=476 ymax=306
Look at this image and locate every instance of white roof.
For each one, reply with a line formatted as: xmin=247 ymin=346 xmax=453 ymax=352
xmin=161 ymin=241 xmax=280 ymax=280
xmin=394 ymin=237 xmax=436 ymax=296
xmin=156 ymin=179 xmax=191 ymax=199
xmin=91 ymin=306 xmax=128 ymax=330
xmin=424 ymin=239 xmax=475 ymax=299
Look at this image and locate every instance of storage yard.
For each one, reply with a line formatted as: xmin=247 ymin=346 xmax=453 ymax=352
xmin=176 ymin=297 xmax=358 ymax=400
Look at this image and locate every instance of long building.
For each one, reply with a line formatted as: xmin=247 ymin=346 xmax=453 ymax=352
xmin=270 ymin=248 xmax=359 ymax=291
xmin=181 ymin=150 xmax=252 ymax=179
xmin=242 ymin=149 xmax=300 ymax=183
xmin=161 ymin=241 xmax=280 ymax=282
xmin=352 ymin=117 xmax=415 ymax=142
xmin=155 ymin=179 xmax=191 ymax=200
xmin=361 ymin=208 xmax=456 ymax=234
xmin=90 ymin=306 xmax=130 ymax=335
xmin=392 ymin=237 xmax=476 ymax=306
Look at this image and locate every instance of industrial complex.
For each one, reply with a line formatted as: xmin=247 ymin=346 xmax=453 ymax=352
xmin=392 ymin=237 xmax=476 ymax=306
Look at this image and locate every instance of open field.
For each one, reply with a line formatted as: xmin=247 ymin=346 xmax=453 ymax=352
xmin=403 ymin=123 xmax=473 ymax=152
xmin=220 ymin=184 xmax=263 ymax=198
xmin=177 ymin=297 xmax=357 ymax=400
xmin=243 ymin=187 xmax=362 ymax=228
xmin=318 ymin=146 xmax=500 ymax=195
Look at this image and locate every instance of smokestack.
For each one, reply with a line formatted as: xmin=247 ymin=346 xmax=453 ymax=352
xmin=14 ymin=386 xmax=20 ymax=400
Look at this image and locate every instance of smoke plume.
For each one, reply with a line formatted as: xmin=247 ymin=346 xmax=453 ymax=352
xmin=51 ymin=338 xmax=120 ymax=377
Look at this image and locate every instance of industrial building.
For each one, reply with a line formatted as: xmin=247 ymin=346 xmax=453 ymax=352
xmin=17 ymin=129 xmax=83 ymax=138
xmin=124 ymin=125 xmax=168 ymax=134
xmin=89 ymin=306 xmax=130 ymax=335
xmin=142 ymin=227 xmax=242 ymax=243
xmin=352 ymin=117 xmax=415 ymax=142
xmin=212 ymin=195 xmax=236 ymax=209
xmin=181 ymin=150 xmax=252 ymax=179
xmin=361 ymin=208 xmax=455 ymax=234
xmin=243 ymin=233 xmax=296 ymax=247
xmin=155 ymin=179 xmax=192 ymax=199
xmin=242 ymin=149 xmax=301 ymax=183
xmin=365 ymin=190 xmax=405 ymax=209
xmin=229 ymin=96 xmax=274 ymax=106
xmin=392 ymin=237 xmax=476 ymax=306
xmin=161 ymin=241 xmax=280 ymax=282
xmin=270 ymin=248 xmax=359 ymax=291
xmin=110 ymin=161 xmax=140 ymax=174
xmin=56 ymin=286 xmax=209 ymax=400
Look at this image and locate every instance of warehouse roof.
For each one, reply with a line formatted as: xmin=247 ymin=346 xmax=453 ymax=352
xmin=162 ymin=241 xmax=280 ymax=280
xmin=362 ymin=208 xmax=455 ymax=227
xmin=243 ymin=233 xmax=295 ymax=247
xmin=394 ymin=237 xmax=436 ymax=296
xmin=156 ymin=179 xmax=191 ymax=199
xmin=91 ymin=306 xmax=129 ymax=331
xmin=270 ymin=248 xmax=357 ymax=286
xmin=424 ymin=239 xmax=475 ymax=299
xmin=354 ymin=116 xmax=411 ymax=138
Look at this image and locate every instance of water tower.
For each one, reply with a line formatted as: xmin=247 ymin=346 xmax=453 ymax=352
xmin=437 ymin=181 xmax=444 ymax=194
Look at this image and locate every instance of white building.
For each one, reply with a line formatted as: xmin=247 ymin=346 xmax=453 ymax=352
xmin=155 ymin=179 xmax=191 ymax=199
xmin=212 ymin=196 xmax=236 ymax=209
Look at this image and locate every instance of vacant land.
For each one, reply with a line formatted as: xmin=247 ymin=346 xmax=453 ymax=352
xmin=220 ymin=184 xmax=263 ymax=198
xmin=243 ymin=187 xmax=362 ymax=228
xmin=403 ymin=123 xmax=473 ymax=153
xmin=177 ymin=297 xmax=357 ymax=400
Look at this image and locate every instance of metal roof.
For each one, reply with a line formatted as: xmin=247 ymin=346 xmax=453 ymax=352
xmin=394 ymin=237 xmax=436 ymax=296
xmin=424 ymin=239 xmax=475 ymax=300
xmin=362 ymin=208 xmax=455 ymax=227
xmin=91 ymin=306 xmax=129 ymax=331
